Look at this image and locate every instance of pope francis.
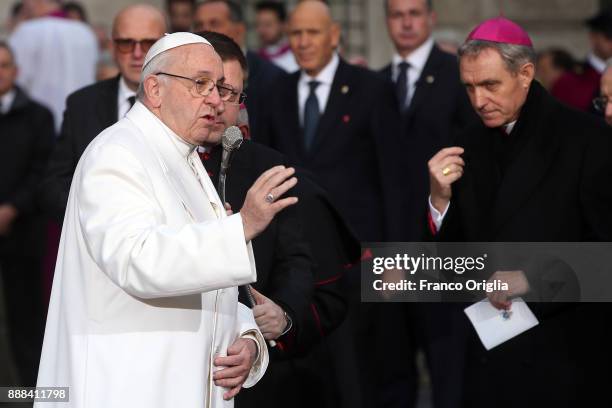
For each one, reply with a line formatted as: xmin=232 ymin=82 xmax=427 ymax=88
xmin=35 ymin=33 xmax=300 ymax=407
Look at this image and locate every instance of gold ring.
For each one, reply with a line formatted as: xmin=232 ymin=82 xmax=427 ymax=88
xmin=442 ymin=167 xmax=451 ymax=176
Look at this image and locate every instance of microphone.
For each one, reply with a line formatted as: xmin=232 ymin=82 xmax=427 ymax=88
xmin=217 ymin=126 xmax=276 ymax=347
xmin=218 ymin=126 xmax=243 ymax=204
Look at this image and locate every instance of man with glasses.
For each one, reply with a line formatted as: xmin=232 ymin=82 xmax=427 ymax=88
xmin=40 ymin=4 xmax=166 ymax=222
xmin=35 ymin=32 xmax=303 ymax=408
xmin=198 ymin=31 xmax=360 ymax=408
xmin=193 ymin=0 xmax=286 ymax=141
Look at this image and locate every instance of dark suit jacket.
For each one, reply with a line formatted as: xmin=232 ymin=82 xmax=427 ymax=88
xmin=380 ymin=45 xmax=478 ymax=239
xmin=245 ymin=50 xmax=286 ymax=147
xmin=39 ymin=76 xmax=120 ymax=221
xmin=255 ymin=58 xmax=404 ymax=242
xmin=435 ymin=81 xmax=612 ymax=408
xmin=0 ymin=87 xmax=54 ymax=257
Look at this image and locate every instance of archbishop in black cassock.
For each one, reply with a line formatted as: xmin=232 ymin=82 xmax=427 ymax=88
xmin=428 ymin=17 xmax=612 ymax=408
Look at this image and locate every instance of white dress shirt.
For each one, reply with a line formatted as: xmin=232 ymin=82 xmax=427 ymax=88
xmin=117 ymin=76 xmax=137 ymax=121
xmin=391 ymin=37 xmax=435 ymax=105
xmin=0 ymin=89 xmax=16 ymax=114
xmin=297 ymin=52 xmax=340 ymax=126
xmin=428 ymin=120 xmax=517 ymax=231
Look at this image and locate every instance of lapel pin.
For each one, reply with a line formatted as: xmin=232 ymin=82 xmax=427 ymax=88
xmin=342 ymin=114 xmax=350 ymax=123
xmin=341 ymin=85 xmax=349 ymax=94
xmin=426 ymin=75 xmax=435 ymax=84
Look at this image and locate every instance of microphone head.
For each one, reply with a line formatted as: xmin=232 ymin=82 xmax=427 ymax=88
xmin=221 ymin=126 xmax=243 ymax=152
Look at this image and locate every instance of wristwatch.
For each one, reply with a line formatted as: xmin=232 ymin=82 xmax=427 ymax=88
xmin=279 ymin=310 xmax=293 ymax=337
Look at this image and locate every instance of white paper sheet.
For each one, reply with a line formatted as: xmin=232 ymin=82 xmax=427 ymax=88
xmin=464 ymin=298 xmax=539 ymax=350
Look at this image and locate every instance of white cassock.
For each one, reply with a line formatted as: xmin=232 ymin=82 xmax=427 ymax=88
xmin=9 ymin=17 xmax=98 ymax=132
xmin=35 ymin=102 xmax=268 ymax=408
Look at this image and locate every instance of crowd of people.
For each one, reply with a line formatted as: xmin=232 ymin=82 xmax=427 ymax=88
xmin=1 ymin=0 xmax=611 ymax=407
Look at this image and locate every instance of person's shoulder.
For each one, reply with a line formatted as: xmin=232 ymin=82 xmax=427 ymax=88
xmin=344 ymin=59 xmax=390 ymax=84
xmin=66 ymin=77 xmax=119 ymax=105
xmin=431 ymin=45 xmax=458 ymax=65
xmin=556 ymin=102 xmax=610 ymax=140
xmin=240 ymin=140 xmax=286 ymax=166
xmin=247 ymin=50 xmax=287 ymax=79
xmin=81 ymin=119 xmax=143 ymax=161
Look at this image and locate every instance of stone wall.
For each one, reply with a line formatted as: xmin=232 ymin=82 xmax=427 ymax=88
xmin=0 ymin=0 xmax=602 ymax=72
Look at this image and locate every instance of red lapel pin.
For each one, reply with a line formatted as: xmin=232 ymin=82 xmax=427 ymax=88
xmin=342 ymin=114 xmax=350 ymax=123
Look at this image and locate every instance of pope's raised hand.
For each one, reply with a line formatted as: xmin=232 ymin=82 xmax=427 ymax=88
xmin=240 ymin=166 xmax=298 ymax=242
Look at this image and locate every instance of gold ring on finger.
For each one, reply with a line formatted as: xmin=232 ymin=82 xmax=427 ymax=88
xmin=442 ymin=166 xmax=451 ymax=176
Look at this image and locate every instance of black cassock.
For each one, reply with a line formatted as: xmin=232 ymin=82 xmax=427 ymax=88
xmin=432 ymin=81 xmax=612 ymax=407
xmin=202 ymin=140 xmax=361 ymax=408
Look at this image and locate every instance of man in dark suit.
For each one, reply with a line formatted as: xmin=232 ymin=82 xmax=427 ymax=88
xmin=254 ymin=3 xmax=406 ymax=407
xmin=39 ymin=4 xmax=166 ymax=221
xmin=0 ymin=41 xmax=54 ymax=385
xmin=428 ymin=17 xmax=612 ymax=408
xmin=197 ymin=31 xmax=360 ymax=408
xmin=380 ymin=3 xmax=478 ymax=407
xmin=256 ymin=0 xmax=403 ymax=243
xmin=381 ymin=0 xmax=476 ymax=240
xmin=193 ymin=0 xmax=286 ymax=143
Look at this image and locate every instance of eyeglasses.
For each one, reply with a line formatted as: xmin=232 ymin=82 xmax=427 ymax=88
xmin=221 ymin=84 xmax=247 ymax=105
xmin=156 ymin=72 xmax=244 ymax=103
xmin=593 ymin=96 xmax=609 ymax=112
xmin=113 ymin=38 xmax=158 ymax=54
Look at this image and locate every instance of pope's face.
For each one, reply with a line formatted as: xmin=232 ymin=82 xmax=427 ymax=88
xmin=209 ymin=59 xmax=244 ymax=145
xmin=460 ymin=47 xmax=533 ymax=128
xmin=158 ymin=44 xmax=226 ymax=146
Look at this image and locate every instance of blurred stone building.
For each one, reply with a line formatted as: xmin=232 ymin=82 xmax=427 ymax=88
xmin=0 ymin=0 xmax=605 ymax=68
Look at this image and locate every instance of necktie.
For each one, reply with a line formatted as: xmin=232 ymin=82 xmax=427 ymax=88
xmin=303 ymin=80 xmax=321 ymax=151
xmin=128 ymin=96 xmax=136 ymax=108
xmin=396 ymin=61 xmax=410 ymax=112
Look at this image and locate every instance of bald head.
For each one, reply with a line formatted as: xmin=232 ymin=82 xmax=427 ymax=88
xmin=112 ymin=4 xmax=167 ymax=91
xmin=112 ymin=4 xmax=167 ymax=38
xmin=291 ymin=0 xmax=333 ymax=26
xmin=288 ymin=0 xmax=340 ymax=76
